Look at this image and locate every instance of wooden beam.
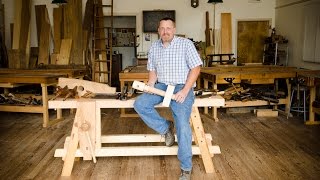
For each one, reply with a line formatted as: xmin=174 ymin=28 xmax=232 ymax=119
xmin=63 ymin=0 xmax=83 ymax=64
xmin=53 ymin=7 xmax=63 ymax=54
xmin=37 ymin=18 xmax=51 ymax=65
xmin=100 ymin=134 xmax=213 ymax=143
xmin=256 ymin=109 xmax=279 ymax=117
xmin=221 ymin=13 xmax=232 ymax=54
xmin=56 ymin=39 xmax=72 ymax=65
xmin=11 ymin=0 xmax=31 ymax=68
xmin=35 ymin=5 xmax=47 ymax=45
xmin=37 ymin=6 xmax=51 ymax=65
xmin=12 ymin=0 xmax=22 ymax=49
xmin=48 ymin=96 xmax=225 ymax=109
xmin=55 ymin=145 xmax=221 ymax=157
xmin=190 ymin=107 xmax=215 ymax=173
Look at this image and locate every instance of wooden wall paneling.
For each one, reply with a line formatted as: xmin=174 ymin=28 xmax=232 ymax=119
xmin=63 ymin=0 xmax=83 ymax=64
xmin=221 ymin=13 xmax=232 ymax=54
xmin=53 ymin=7 xmax=63 ymax=54
xmin=37 ymin=8 xmax=51 ymax=65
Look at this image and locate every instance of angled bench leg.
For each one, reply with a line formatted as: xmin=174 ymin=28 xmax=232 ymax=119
xmin=61 ymin=108 xmax=80 ymax=176
xmin=190 ymin=107 xmax=215 ymax=173
xmin=61 ymin=101 xmax=96 ymax=176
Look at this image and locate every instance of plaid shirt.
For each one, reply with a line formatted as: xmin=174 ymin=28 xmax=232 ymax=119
xmin=147 ymin=36 xmax=202 ymax=85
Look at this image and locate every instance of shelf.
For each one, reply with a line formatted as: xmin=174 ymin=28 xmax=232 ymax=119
xmin=263 ymin=42 xmax=288 ymax=66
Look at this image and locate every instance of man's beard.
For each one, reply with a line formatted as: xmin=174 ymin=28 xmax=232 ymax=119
xmin=162 ymin=34 xmax=171 ymax=42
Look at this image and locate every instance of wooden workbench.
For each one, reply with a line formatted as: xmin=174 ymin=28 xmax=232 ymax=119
xmin=200 ymin=66 xmax=297 ymax=120
xmin=48 ymin=95 xmax=225 ymax=176
xmin=119 ymin=66 xmax=148 ymax=117
xmin=0 ymin=74 xmax=64 ymax=127
xmin=118 ymin=65 xmax=318 ymax=123
xmin=297 ymin=70 xmax=320 ymax=125
xmin=0 ymin=68 xmax=86 ymax=78
xmin=0 ymin=68 xmax=86 ymax=127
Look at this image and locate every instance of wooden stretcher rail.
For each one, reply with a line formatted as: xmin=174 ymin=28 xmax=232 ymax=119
xmin=55 ymin=145 xmax=221 ymax=157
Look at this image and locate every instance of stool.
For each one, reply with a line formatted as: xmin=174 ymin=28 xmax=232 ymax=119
xmin=288 ymin=85 xmax=309 ymax=121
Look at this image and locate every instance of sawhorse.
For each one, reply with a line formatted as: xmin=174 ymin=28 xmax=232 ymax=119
xmin=49 ymin=96 xmax=225 ymax=176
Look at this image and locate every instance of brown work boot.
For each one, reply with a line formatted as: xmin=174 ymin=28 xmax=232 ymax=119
xmin=165 ymin=121 xmax=175 ymax=147
xmin=179 ymin=169 xmax=191 ymax=180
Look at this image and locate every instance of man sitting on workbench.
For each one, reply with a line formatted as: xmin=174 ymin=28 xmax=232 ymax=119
xmin=134 ymin=17 xmax=202 ymax=180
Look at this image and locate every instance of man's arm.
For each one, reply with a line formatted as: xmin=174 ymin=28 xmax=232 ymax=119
xmin=147 ymin=70 xmax=157 ymax=87
xmin=174 ymin=65 xmax=201 ymax=103
xmin=184 ymin=65 xmax=201 ymax=91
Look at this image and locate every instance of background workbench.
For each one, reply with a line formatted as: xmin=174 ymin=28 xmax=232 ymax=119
xmin=0 ymin=68 xmax=86 ymax=127
xmin=119 ymin=66 xmax=148 ymax=117
xmin=118 ymin=65 xmax=319 ymax=123
xmin=297 ymin=70 xmax=320 ymax=124
xmin=200 ymin=66 xmax=297 ymax=120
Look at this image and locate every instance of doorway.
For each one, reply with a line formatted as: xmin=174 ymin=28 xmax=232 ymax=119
xmin=105 ymin=16 xmax=137 ymax=69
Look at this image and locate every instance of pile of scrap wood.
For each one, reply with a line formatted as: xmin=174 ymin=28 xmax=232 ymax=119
xmin=222 ymin=84 xmax=286 ymax=103
xmin=8 ymin=0 xmax=84 ymax=69
xmin=0 ymin=93 xmax=42 ymax=105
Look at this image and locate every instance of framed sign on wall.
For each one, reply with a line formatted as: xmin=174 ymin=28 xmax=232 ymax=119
xmin=143 ymin=10 xmax=175 ymax=33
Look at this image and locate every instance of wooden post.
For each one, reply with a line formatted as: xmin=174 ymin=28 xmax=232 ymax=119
xmin=61 ymin=100 xmax=96 ymax=176
xmin=190 ymin=107 xmax=215 ymax=173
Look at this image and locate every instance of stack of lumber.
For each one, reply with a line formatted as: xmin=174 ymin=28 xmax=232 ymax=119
xmin=7 ymin=0 xmax=84 ymax=69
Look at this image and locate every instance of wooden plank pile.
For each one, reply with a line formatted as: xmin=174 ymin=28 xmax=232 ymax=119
xmin=7 ymin=0 xmax=84 ymax=69
xmin=222 ymin=83 xmax=286 ymax=104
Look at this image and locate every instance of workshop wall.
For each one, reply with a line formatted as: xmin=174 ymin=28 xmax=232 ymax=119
xmin=276 ymin=0 xmax=320 ymax=70
xmin=2 ymin=0 xmax=275 ymax=60
xmin=112 ymin=0 xmax=275 ymax=57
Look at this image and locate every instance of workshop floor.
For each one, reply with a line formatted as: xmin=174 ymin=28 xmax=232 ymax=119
xmin=0 ymin=108 xmax=319 ymax=180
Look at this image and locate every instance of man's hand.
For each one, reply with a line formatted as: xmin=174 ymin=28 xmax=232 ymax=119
xmin=147 ymin=82 xmax=155 ymax=87
xmin=173 ymin=66 xmax=200 ymax=103
xmin=174 ymin=88 xmax=189 ymax=103
xmin=146 ymin=82 xmax=155 ymax=94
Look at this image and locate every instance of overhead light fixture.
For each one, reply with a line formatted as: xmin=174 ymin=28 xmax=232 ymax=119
xmin=207 ymin=0 xmax=223 ymax=3
xmin=52 ymin=0 xmax=67 ymax=6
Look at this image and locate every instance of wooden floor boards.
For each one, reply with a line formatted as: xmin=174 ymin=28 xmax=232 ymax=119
xmin=0 ymin=109 xmax=319 ymax=180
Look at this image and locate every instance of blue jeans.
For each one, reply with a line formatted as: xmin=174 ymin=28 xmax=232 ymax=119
xmin=133 ymin=82 xmax=195 ymax=171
